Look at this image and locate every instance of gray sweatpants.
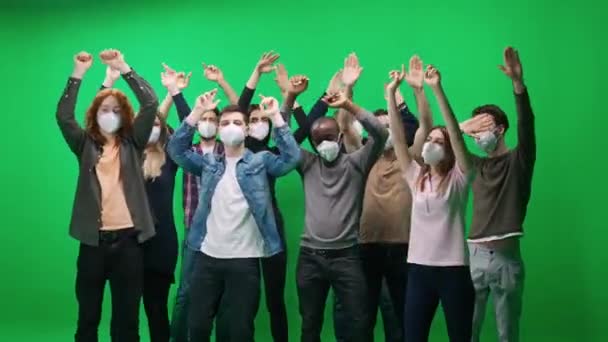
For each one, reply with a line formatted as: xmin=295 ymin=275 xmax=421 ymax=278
xmin=469 ymin=243 xmax=525 ymax=342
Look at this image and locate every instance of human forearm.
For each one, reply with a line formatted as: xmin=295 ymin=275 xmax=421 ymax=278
xmin=430 ymin=84 xmax=471 ymax=171
xmin=218 ymin=78 xmax=239 ymax=105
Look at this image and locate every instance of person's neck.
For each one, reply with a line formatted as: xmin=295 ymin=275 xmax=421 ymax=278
xmin=429 ymin=165 xmax=441 ymax=178
xmin=199 ymin=138 xmax=216 ymax=148
xmin=101 ymin=131 xmax=116 ymax=146
xmin=487 ymin=140 xmax=509 ymax=158
xmin=225 ymin=144 xmax=245 ymax=158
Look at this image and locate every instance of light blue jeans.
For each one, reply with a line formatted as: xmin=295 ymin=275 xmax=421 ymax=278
xmin=469 ymin=243 xmax=525 ymax=342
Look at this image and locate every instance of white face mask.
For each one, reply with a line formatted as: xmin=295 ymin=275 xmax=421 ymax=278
xmin=97 ymin=111 xmax=122 ymax=134
xmin=317 ymin=140 xmax=340 ymax=162
xmin=422 ymin=142 xmax=445 ymax=166
xmin=198 ymin=121 xmax=217 ymax=139
xmin=475 ymin=131 xmax=498 ymax=153
xmin=249 ymin=122 xmax=270 ymax=141
xmin=148 ymin=126 xmax=161 ymax=144
xmin=219 ymin=123 xmax=246 ymax=147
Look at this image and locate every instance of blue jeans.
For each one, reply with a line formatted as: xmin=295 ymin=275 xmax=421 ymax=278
xmin=404 ymin=264 xmax=474 ymax=342
xmin=170 ymin=241 xmax=197 ymax=342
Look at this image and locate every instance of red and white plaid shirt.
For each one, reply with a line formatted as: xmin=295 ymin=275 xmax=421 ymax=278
xmin=182 ymin=142 xmax=224 ymax=229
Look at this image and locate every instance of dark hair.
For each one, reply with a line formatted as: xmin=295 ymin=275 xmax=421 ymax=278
xmin=472 ymin=104 xmax=509 ymax=133
xmin=248 ymin=104 xmax=260 ymax=114
xmin=417 ymin=126 xmax=455 ymax=193
xmin=219 ymin=104 xmax=248 ymax=121
xmin=373 ymin=109 xmax=388 ymax=116
xmin=85 ymin=89 xmax=135 ymax=146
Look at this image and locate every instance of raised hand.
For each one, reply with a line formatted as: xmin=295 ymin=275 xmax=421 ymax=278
xmin=160 ymin=63 xmax=179 ymax=90
xmin=384 ymin=83 xmax=405 ymax=104
xmin=322 ymin=91 xmax=350 ymax=108
xmin=176 ymin=71 xmax=192 ymax=90
xmin=287 ymin=75 xmax=309 ymax=95
xmin=274 ymin=64 xmax=289 ymax=92
xmin=72 ymin=51 xmax=93 ymax=79
xmin=341 ymin=53 xmax=363 ymax=86
xmin=404 ymin=55 xmax=424 ymax=89
xmin=105 ymin=65 xmax=120 ymax=82
xmin=99 ymin=49 xmax=130 ymax=73
xmin=424 ymin=65 xmax=441 ymax=87
xmin=387 ymin=65 xmax=405 ymax=93
xmin=327 ymin=70 xmax=343 ymax=94
xmin=194 ymin=89 xmax=220 ymax=113
xmin=499 ymin=46 xmax=523 ymax=82
xmin=202 ymin=63 xmax=224 ymax=82
xmin=257 ymin=51 xmax=280 ymax=74
xmin=461 ymin=114 xmax=496 ymax=136
xmin=259 ymin=95 xmax=280 ymax=116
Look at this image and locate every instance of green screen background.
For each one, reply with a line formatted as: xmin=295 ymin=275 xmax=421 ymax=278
xmin=1 ymin=0 xmax=606 ymax=341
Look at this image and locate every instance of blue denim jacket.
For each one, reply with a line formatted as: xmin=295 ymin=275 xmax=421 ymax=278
xmin=168 ymin=121 xmax=301 ymax=256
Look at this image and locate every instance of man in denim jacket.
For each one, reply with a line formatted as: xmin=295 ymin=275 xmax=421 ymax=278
xmin=168 ymin=90 xmax=301 ymax=342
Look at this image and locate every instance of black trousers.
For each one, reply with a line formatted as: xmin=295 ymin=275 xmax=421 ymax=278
xmin=334 ymin=243 xmax=408 ymax=342
xmin=296 ymin=246 xmax=369 ymax=342
xmin=404 ymin=264 xmax=475 ymax=342
xmin=143 ymin=271 xmax=172 ymax=342
xmin=261 ymin=251 xmax=288 ymax=342
xmin=214 ymin=252 xmax=288 ymax=342
xmin=74 ymin=228 xmax=143 ymax=342
xmin=188 ymin=252 xmax=261 ymax=342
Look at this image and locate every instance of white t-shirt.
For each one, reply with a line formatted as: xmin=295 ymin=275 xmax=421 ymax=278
xmin=404 ymin=161 xmax=474 ymax=266
xmin=201 ymin=157 xmax=266 ymax=258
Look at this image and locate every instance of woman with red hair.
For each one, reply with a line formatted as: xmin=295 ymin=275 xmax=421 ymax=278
xmin=56 ymin=49 xmax=158 ymax=342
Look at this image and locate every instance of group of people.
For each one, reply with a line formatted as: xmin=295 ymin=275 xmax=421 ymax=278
xmin=57 ymin=46 xmax=535 ymax=342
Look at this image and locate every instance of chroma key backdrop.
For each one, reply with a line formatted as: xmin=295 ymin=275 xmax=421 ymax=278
xmin=0 ymin=0 xmax=606 ymax=341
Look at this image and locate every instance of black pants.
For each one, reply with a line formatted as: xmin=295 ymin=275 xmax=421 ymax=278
xmin=404 ymin=264 xmax=475 ymax=342
xmin=261 ymin=251 xmax=288 ymax=342
xmin=188 ymin=252 xmax=261 ymax=342
xmin=143 ymin=271 xmax=172 ymax=342
xmin=296 ymin=246 xmax=368 ymax=342
xmin=334 ymin=243 xmax=408 ymax=342
xmin=74 ymin=228 xmax=143 ymax=342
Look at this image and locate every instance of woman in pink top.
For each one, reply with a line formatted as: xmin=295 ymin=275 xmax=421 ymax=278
xmin=387 ymin=60 xmax=475 ymax=342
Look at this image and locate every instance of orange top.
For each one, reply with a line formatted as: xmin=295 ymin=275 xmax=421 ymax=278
xmin=96 ymin=143 xmax=134 ymax=230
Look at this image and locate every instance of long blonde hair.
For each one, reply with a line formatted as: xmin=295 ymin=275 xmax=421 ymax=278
xmin=143 ymin=115 xmax=169 ymax=180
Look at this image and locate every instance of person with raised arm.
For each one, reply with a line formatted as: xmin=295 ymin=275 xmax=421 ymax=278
xmin=282 ymin=71 xmax=388 ymax=340
xmin=157 ymin=64 xmax=225 ymax=342
xmin=387 ymin=63 xmax=475 ymax=342
xmin=57 ymin=49 xmax=158 ymax=341
xmin=459 ymin=47 xmax=536 ymax=342
xmin=167 ymin=90 xmax=300 ymax=342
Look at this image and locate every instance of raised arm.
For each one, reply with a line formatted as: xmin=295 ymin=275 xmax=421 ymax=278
xmin=202 ymin=63 xmax=238 ymax=105
xmin=500 ymin=47 xmax=535 ymax=165
xmin=403 ymin=55 xmax=432 ymax=156
xmin=237 ymin=52 xmax=280 ymax=111
xmin=259 ymin=96 xmax=301 ymax=176
xmin=161 ymin=64 xmax=194 ymax=122
xmin=56 ymin=51 xmax=92 ymax=156
xmin=168 ymin=90 xmax=219 ymax=174
xmin=337 ymin=109 xmax=363 ymax=153
xmin=324 ymin=92 xmax=388 ymax=172
xmin=100 ymin=49 xmax=158 ymax=149
xmin=386 ymin=67 xmax=415 ymax=172
xmin=425 ymin=65 xmax=472 ymax=173
xmin=101 ymin=65 xmax=121 ymax=90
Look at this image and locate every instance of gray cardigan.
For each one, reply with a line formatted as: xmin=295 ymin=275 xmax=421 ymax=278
xmin=56 ymin=69 xmax=159 ymax=246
